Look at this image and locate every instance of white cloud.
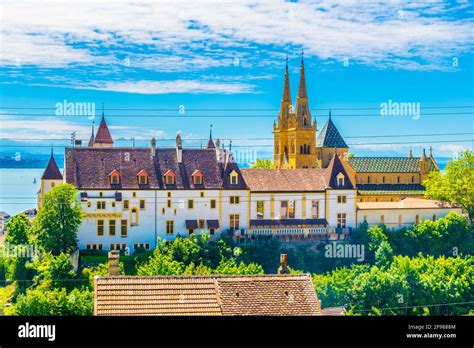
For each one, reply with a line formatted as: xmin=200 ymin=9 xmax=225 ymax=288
xmin=0 ymin=0 xmax=472 ymax=74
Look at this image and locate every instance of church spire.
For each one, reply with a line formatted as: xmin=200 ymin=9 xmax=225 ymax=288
xmin=297 ymin=49 xmax=307 ymax=99
xmin=295 ymin=48 xmax=311 ymax=127
xmin=88 ymin=120 xmax=95 ymax=147
xmin=278 ymin=54 xmax=293 ymax=129
xmin=206 ymin=124 xmax=215 ymax=149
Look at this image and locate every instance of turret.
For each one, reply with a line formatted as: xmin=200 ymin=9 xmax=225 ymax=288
xmin=176 ymin=133 xmax=183 ymax=163
xmin=38 ymin=148 xmax=63 ymax=207
xmin=295 ymin=50 xmax=312 ymax=128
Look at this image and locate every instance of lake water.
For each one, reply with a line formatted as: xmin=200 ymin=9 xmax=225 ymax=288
xmin=0 ymin=168 xmax=45 ymax=215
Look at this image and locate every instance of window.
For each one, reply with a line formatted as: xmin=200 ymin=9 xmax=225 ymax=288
xmin=167 ymin=192 xmax=171 ymax=198
xmin=132 ymin=192 xmax=136 ymax=198
xmin=380 ymin=215 xmax=385 ymax=224
xmin=131 ymin=208 xmax=138 ymax=225
xmin=164 ymin=170 xmax=175 ymax=185
xmin=311 ymin=201 xmax=319 ymax=218
xmin=139 ymin=199 xmax=145 ymax=209
xmin=256 ymin=201 xmax=264 ymax=219
xmin=96 ymin=201 xmax=106 ymax=210
xmin=198 ymin=219 xmax=205 ymax=229
xmin=432 ymin=214 xmax=436 ymax=221
xmin=210 ymin=199 xmax=216 ymax=209
xmin=133 ymin=243 xmax=150 ymax=250
xmin=367 ymin=176 xmax=371 ymax=184
xmin=162 ymin=207 xmax=165 ymax=215
xmin=120 ymin=219 xmax=128 ymax=236
xmin=110 ymin=243 xmax=127 ymax=250
xmin=337 ymin=173 xmax=345 ymax=186
xmin=415 ymin=215 xmax=420 ymax=224
xmin=229 ymin=214 xmax=240 ymax=230
xmin=188 ymin=199 xmax=194 ymax=209
xmin=109 ymin=220 xmax=116 ymax=236
xmin=51 ymin=182 xmax=55 ymax=188
xmin=411 ymin=176 xmax=415 ymax=183
xmin=123 ymin=200 xmax=129 ymax=210
xmin=192 ymin=170 xmax=203 ymax=185
xmin=230 ymin=170 xmax=238 ymax=185
xmin=99 ymin=192 xmax=103 ymax=197
xmin=230 ymin=196 xmax=240 ymax=204
xmin=209 ymin=228 xmax=215 ymax=235
xmin=337 ymin=195 xmax=347 ymax=204
xmin=167 ymin=199 xmax=172 ymax=208
xmin=86 ymin=244 xmax=103 ymax=251
xmin=200 ymin=191 xmax=204 ymax=198
xmin=109 ymin=170 xmax=120 ymax=184
xmin=97 ymin=220 xmax=104 ymax=236
xmin=87 ymin=202 xmax=91 ymax=208
xmin=337 ymin=213 xmax=347 ymax=228
xmin=166 ymin=220 xmax=174 ymax=234
xmin=288 ymin=200 xmax=295 ymax=218
xmin=112 ymin=202 xmax=115 ymax=208
xmin=137 ymin=170 xmax=149 ymax=185
xmin=281 ymin=201 xmax=288 ymax=219
xmin=397 ymin=176 xmax=400 ymax=183
xmin=398 ymin=215 xmax=402 ymax=226
xmin=188 ymin=228 xmax=194 ymax=235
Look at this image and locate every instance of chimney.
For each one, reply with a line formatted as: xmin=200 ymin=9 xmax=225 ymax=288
xmin=74 ymin=139 xmax=82 ymax=147
xmin=108 ymin=250 xmax=120 ymax=276
xmin=176 ymin=134 xmax=183 ymax=163
xmin=277 ymin=254 xmax=290 ymax=274
xmin=151 ymin=137 xmax=156 ymax=157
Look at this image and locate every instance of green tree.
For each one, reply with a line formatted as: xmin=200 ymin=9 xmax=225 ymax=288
xmin=34 ymin=183 xmax=82 ymax=255
xmin=374 ymin=240 xmax=394 ymax=268
xmin=424 ymin=150 xmax=474 ymax=222
xmin=214 ymin=259 xmax=264 ymax=275
xmin=29 ymin=253 xmax=77 ymax=291
xmin=5 ymin=214 xmax=31 ymax=245
xmin=250 ymin=158 xmax=273 ymax=169
xmin=13 ymin=287 xmax=93 ymax=316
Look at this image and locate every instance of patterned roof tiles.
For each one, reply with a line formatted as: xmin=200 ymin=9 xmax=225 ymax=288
xmin=348 ymin=157 xmax=435 ymax=173
xmin=316 ymin=118 xmax=348 ymax=148
xmin=94 ymin=274 xmax=321 ymax=316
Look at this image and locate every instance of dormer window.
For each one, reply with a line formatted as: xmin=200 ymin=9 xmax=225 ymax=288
xmin=229 ymin=170 xmax=238 ymax=185
xmin=337 ymin=173 xmax=345 ymax=187
xmin=192 ymin=170 xmax=203 ymax=185
xmin=137 ymin=170 xmax=149 ymax=185
xmin=109 ymin=169 xmax=120 ymax=185
xmin=164 ymin=170 xmax=175 ymax=185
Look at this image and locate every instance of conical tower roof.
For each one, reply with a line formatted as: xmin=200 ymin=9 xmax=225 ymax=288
xmin=41 ymin=149 xmax=63 ymax=180
xmin=93 ymin=115 xmax=113 ymax=145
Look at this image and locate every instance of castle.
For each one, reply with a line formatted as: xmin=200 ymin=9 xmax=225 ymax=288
xmin=36 ymin=58 xmax=460 ymax=252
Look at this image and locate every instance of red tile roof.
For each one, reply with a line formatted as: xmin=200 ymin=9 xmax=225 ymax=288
xmin=94 ymin=274 xmax=321 ymax=316
xmin=41 ymin=154 xmax=63 ymax=180
xmin=93 ymin=116 xmax=113 ymax=145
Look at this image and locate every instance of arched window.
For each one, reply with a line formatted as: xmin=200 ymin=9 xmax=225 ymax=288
xmin=415 ymin=215 xmax=420 ymax=224
xmin=303 ymin=117 xmax=308 ymax=126
xmin=397 ymin=176 xmax=400 ymax=183
xmin=290 ymin=141 xmax=295 ymax=154
xmin=367 ymin=176 xmax=371 ymax=184
xmin=131 ymin=208 xmax=138 ymax=225
xmin=432 ymin=214 xmax=436 ymax=221
xmin=300 ymin=145 xmax=303 ymax=154
xmin=382 ymin=176 xmax=385 ymax=183
xmin=380 ymin=215 xmax=384 ymax=224
xmin=398 ymin=215 xmax=402 ymax=225
xmin=411 ymin=176 xmax=415 ymax=183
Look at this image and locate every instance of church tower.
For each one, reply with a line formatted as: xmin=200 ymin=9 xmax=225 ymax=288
xmin=273 ymin=53 xmax=317 ymax=169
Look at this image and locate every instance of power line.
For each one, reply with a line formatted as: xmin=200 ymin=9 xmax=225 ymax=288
xmin=0 ymin=132 xmax=472 ymax=142
xmin=0 ymin=106 xmax=472 ymax=111
xmin=0 ymin=139 xmax=470 ymax=148
xmin=1 ymin=112 xmax=472 ymax=118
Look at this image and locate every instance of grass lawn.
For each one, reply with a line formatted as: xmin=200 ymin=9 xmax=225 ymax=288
xmin=80 ymin=250 xmax=154 ymax=275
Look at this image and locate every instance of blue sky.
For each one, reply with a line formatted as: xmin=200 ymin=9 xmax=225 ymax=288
xmin=0 ymin=0 xmax=473 ymax=159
